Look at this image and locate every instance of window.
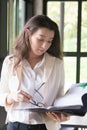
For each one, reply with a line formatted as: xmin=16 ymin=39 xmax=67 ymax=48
xmin=44 ymin=0 xmax=87 ymax=90
xmin=7 ymin=0 xmax=25 ymax=54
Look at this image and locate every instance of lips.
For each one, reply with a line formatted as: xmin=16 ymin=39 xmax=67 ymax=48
xmin=38 ymin=49 xmax=44 ymax=53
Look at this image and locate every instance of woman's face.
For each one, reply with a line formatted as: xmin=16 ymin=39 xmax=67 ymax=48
xmin=29 ymin=28 xmax=54 ymax=57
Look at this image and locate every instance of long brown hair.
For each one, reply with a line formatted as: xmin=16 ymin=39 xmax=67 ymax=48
xmin=13 ymin=15 xmax=63 ymax=67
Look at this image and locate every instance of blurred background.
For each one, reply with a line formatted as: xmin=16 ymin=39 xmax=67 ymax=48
xmin=0 ymin=0 xmax=87 ymax=129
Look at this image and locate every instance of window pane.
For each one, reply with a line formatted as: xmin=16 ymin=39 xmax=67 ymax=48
xmin=14 ymin=0 xmax=25 ymax=36
xmin=80 ymin=58 xmax=87 ymax=82
xmin=64 ymin=57 xmax=76 ymax=91
xmin=81 ymin=2 xmax=87 ymax=52
xmin=47 ymin=2 xmax=78 ymax=52
xmin=19 ymin=0 xmax=25 ymax=32
xmin=47 ymin=2 xmax=60 ymax=24
xmin=64 ymin=2 xmax=78 ymax=52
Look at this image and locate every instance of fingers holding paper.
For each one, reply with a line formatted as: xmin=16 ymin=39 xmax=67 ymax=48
xmin=6 ymin=90 xmax=32 ymax=105
xmin=46 ymin=112 xmax=70 ymax=122
xmin=59 ymin=113 xmax=70 ymax=122
xmin=46 ymin=112 xmax=60 ymax=122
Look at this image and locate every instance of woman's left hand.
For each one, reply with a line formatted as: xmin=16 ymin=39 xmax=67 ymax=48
xmin=46 ymin=112 xmax=70 ymax=122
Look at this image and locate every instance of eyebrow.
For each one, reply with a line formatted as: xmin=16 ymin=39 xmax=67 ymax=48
xmin=38 ymin=34 xmax=54 ymax=40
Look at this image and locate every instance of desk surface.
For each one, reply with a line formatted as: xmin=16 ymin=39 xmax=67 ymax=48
xmin=61 ymin=113 xmax=87 ymax=126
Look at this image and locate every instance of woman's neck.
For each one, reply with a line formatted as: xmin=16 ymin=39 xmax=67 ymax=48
xmin=28 ymin=54 xmax=44 ymax=69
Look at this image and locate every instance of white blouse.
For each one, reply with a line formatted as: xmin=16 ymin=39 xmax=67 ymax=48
xmin=0 ymin=53 xmax=65 ymax=130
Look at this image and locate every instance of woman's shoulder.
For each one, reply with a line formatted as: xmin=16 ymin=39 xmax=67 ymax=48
xmin=3 ymin=54 xmax=14 ymax=66
xmin=45 ymin=52 xmax=63 ymax=64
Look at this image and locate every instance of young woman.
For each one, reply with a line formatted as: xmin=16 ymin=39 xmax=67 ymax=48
xmin=0 ymin=15 xmax=69 ymax=130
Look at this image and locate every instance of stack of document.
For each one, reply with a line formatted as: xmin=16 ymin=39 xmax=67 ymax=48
xmin=29 ymin=83 xmax=87 ymax=116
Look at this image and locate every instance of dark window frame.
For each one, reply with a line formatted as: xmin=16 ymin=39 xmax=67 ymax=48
xmin=43 ymin=0 xmax=87 ymax=83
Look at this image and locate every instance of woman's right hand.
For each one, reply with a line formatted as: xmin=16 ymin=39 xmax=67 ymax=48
xmin=46 ymin=112 xmax=70 ymax=122
xmin=6 ymin=90 xmax=32 ymax=105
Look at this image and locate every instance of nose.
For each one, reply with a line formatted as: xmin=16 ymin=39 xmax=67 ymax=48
xmin=41 ymin=42 xmax=47 ymax=49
